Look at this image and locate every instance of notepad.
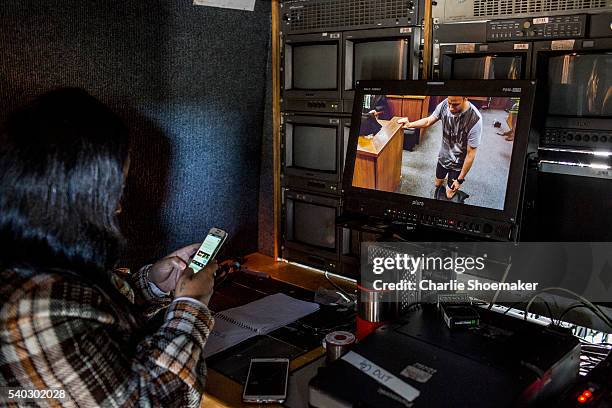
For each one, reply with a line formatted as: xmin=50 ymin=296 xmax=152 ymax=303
xmin=203 ymin=293 xmax=320 ymax=358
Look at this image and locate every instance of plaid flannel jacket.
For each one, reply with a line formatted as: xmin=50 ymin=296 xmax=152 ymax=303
xmin=0 ymin=265 xmax=214 ymax=407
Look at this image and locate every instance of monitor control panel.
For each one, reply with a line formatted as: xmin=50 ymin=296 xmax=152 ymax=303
xmin=382 ymin=208 xmax=513 ymax=241
xmin=486 ymin=14 xmax=587 ymax=42
xmin=283 ymin=99 xmax=342 ymax=113
xmin=343 ymin=199 xmax=516 ymax=241
xmin=281 ymin=174 xmax=340 ymax=195
xmin=541 ymin=127 xmax=612 ymax=149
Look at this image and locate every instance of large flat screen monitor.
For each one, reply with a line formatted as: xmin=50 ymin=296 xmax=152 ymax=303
xmin=342 ymin=80 xmax=536 ymax=240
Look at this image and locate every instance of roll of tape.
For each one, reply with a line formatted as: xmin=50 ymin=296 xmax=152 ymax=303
xmin=325 ymin=331 xmax=355 ymax=363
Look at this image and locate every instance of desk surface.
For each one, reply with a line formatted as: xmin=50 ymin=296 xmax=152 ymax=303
xmin=202 ymin=253 xmax=356 ymax=407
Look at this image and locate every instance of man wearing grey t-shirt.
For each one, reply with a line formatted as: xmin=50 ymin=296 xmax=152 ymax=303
xmin=398 ymin=96 xmax=482 ymax=199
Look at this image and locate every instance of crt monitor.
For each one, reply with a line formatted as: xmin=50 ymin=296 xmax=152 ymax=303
xmin=343 ymin=27 xmax=420 ymax=101
xmin=283 ymin=190 xmax=340 ymax=253
xmin=437 ymin=43 xmax=532 ymax=81
xmin=282 ymin=115 xmax=351 ymax=194
xmin=532 ymin=39 xmax=612 ymax=150
xmin=545 ymin=51 xmax=612 ymax=118
xmin=289 ymin=124 xmax=337 ymax=173
xmin=342 ymin=80 xmax=536 ymax=239
xmin=292 ymin=43 xmax=338 ymax=91
xmin=452 ymin=55 xmax=522 ymax=80
xmin=283 ymin=33 xmax=342 ymax=100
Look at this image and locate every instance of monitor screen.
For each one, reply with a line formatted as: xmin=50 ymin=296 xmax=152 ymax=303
xmin=292 ymin=125 xmax=337 ymax=172
xmin=546 ymin=52 xmax=612 ymax=117
xmin=453 ymin=56 xmax=522 ymax=80
xmin=293 ymin=201 xmax=336 ymax=249
xmin=354 ymin=39 xmax=409 ymax=87
xmin=293 ymin=44 xmax=338 ymax=90
xmin=352 ymin=93 xmax=522 ymax=211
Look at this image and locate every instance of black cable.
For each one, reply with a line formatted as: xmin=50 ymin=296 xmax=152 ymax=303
xmin=556 ymin=303 xmax=612 ymax=332
xmin=324 ymin=271 xmax=355 ymax=303
xmin=557 ymin=304 xmax=589 ymax=324
xmin=543 ymin=300 xmax=557 ymax=326
xmin=501 ymin=301 xmax=525 ymax=315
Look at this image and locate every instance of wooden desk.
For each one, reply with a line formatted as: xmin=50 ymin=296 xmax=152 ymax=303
xmin=202 ymin=253 xmax=356 ymax=407
xmin=352 ymin=117 xmax=404 ymax=193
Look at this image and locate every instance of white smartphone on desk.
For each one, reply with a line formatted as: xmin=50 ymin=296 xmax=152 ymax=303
xmin=243 ymin=358 xmax=290 ymax=404
xmin=189 ymin=227 xmax=228 ymax=273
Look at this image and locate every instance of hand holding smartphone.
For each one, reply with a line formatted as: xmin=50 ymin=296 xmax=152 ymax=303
xmin=174 ymin=228 xmax=228 ymax=306
xmin=188 ymin=227 xmax=228 ymax=273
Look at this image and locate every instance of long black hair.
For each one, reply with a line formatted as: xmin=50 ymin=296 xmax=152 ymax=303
xmin=0 ymin=88 xmax=129 ymax=278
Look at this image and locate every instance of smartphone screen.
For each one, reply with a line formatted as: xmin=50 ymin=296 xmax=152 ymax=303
xmin=243 ymin=360 xmax=289 ymax=401
xmin=189 ymin=229 xmax=226 ymax=273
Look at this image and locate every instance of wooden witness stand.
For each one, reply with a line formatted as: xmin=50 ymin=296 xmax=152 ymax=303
xmin=352 ymin=116 xmax=405 ymax=193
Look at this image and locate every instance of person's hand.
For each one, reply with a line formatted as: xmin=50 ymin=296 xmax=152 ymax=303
xmin=148 ymin=243 xmax=200 ymax=293
xmin=368 ymin=109 xmax=377 ymax=116
xmin=451 ymin=179 xmax=462 ymax=192
xmin=175 ymin=263 xmax=216 ymax=306
xmin=397 ymin=117 xmax=412 ymax=128
xmin=446 ymin=186 xmax=458 ymax=199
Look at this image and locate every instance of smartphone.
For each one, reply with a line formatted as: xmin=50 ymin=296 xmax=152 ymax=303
xmin=242 ymin=358 xmax=290 ymax=404
xmin=188 ymin=227 xmax=228 ymax=273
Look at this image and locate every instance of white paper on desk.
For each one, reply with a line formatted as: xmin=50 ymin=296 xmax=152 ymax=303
xmin=202 ymin=317 xmax=255 ymax=358
xmin=203 ymin=293 xmax=320 ymax=358
xmin=193 ymin=0 xmax=256 ymax=11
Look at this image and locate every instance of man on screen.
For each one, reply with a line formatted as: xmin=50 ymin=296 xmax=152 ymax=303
xmin=398 ymin=96 xmax=482 ymax=200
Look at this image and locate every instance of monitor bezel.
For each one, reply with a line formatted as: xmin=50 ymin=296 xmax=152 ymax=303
xmin=439 ymin=42 xmax=532 ymax=80
xmin=342 ymin=79 xmax=537 ymax=224
xmin=283 ymin=32 xmax=343 ymax=100
xmin=283 ymin=189 xmax=342 ymax=255
xmin=342 ymin=27 xmax=420 ymax=101
xmin=283 ymin=114 xmax=344 ymax=183
xmin=532 ymin=38 xmax=612 ymax=123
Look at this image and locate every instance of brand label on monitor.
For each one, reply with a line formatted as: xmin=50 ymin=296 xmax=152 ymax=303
xmin=533 ymin=17 xmax=549 ymax=24
xmin=400 ymin=27 xmax=412 ymax=33
xmin=455 ymin=43 xmax=476 ymax=53
xmin=551 ymin=39 xmax=575 ymax=50
xmin=514 ymin=43 xmax=529 ymax=50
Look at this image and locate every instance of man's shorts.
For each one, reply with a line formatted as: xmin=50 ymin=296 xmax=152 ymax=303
xmin=436 ymin=162 xmax=461 ymax=188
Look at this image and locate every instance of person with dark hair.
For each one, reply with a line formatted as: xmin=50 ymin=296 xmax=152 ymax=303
xmin=359 ymin=94 xmax=391 ymax=138
xmin=0 ymin=88 xmax=216 ymax=407
xmin=398 ymin=96 xmax=482 ymax=200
